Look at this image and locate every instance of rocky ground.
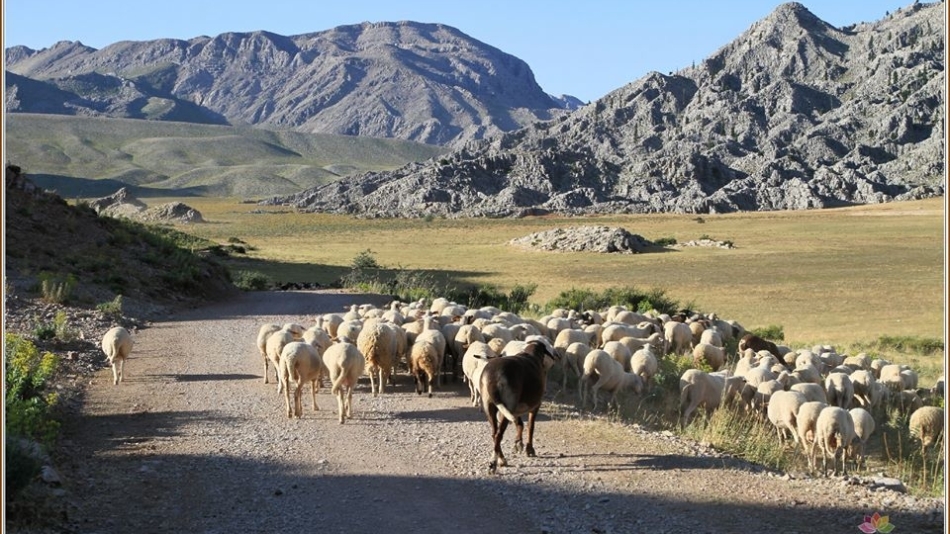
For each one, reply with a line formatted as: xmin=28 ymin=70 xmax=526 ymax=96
xmin=5 ymin=290 xmax=945 ymax=534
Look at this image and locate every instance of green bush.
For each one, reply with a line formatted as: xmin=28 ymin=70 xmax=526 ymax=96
xmin=5 ymin=334 xmax=60 ymax=446
xmin=5 ymin=436 xmax=43 ymax=500
xmin=652 ymin=236 xmax=678 ymax=247
xmin=749 ymin=324 xmax=785 ymax=342
xmin=38 ymin=272 xmax=76 ymax=304
xmin=233 ymin=270 xmax=272 ymax=291
xmin=96 ymin=295 xmax=125 ymax=319
xmin=546 ymin=286 xmax=679 ymax=316
xmin=350 ymin=249 xmax=381 ymax=270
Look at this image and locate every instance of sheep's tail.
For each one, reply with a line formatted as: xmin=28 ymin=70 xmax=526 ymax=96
xmin=679 ymin=383 xmax=692 ymax=413
xmin=331 ymin=371 xmax=346 ymax=395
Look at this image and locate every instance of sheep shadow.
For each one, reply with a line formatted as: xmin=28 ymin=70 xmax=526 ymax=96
xmin=153 ymin=373 xmax=260 ymax=382
xmin=394 ymin=407 xmax=486 ymax=424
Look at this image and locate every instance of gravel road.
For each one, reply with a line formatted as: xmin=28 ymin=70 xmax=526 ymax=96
xmin=53 ymin=291 xmax=944 ymax=534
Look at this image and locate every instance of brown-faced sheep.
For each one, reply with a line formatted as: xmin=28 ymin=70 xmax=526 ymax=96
xmin=101 ymin=326 xmax=133 ymax=385
xmin=480 ymin=339 xmax=559 ymax=473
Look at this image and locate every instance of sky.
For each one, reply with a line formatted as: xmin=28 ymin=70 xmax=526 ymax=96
xmin=2 ymin=0 xmax=928 ymax=103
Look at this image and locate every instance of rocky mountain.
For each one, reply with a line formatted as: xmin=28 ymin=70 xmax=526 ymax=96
xmin=273 ymin=2 xmax=945 ymax=217
xmin=4 ymin=22 xmax=575 ymax=147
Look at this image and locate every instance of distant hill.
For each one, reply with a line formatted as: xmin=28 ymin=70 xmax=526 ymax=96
xmin=4 ymin=114 xmax=446 ymax=198
xmin=5 ymin=22 xmax=577 ymax=147
xmin=273 ymin=2 xmax=945 ymax=217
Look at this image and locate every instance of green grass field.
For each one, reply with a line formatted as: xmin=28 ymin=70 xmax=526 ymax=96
xmin=6 ymin=114 xmax=445 ymax=197
xmin=151 ymin=196 xmax=944 ymax=361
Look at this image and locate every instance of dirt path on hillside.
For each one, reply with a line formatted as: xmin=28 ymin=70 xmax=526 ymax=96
xmin=51 ymin=291 xmax=943 ymax=534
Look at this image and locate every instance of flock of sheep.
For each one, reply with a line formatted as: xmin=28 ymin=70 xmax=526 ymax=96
xmin=103 ymin=296 xmax=945 ymax=476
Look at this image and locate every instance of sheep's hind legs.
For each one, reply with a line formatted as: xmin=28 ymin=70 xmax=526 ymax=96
xmin=512 ymin=416 xmax=525 ymax=453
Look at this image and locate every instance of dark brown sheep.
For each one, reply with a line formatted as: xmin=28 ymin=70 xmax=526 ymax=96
xmin=738 ymin=333 xmax=781 ymax=358
xmin=479 ymin=339 xmax=558 ymax=473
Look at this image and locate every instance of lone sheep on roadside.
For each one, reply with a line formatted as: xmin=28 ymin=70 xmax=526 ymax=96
xmin=101 ymin=326 xmax=133 ymax=385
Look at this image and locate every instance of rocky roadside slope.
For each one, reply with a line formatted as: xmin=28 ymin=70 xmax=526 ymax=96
xmin=7 ymin=290 xmax=943 ymax=534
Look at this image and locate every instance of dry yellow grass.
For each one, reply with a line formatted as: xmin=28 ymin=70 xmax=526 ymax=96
xmin=157 ymin=196 xmax=944 ymax=350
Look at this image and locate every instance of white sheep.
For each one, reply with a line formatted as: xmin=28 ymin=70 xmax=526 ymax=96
xmin=692 ymin=342 xmax=727 ymax=371
xmin=824 ymin=373 xmax=854 ymax=410
xmin=554 ymin=328 xmax=597 ymax=388
xmin=869 ymin=358 xmax=891 ymax=379
xmin=616 ymin=333 xmax=665 ymax=356
xmin=322 ymin=340 xmax=364 ymax=424
xmin=101 ymin=326 xmax=133 ymax=385
xmin=602 ymin=340 xmax=633 ymax=372
xmin=255 ymin=323 xmax=281 ymax=383
xmin=342 ymin=304 xmax=361 ymax=322
xmin=462 ymin=341 xmax=499 ymax=406
xmin=931 ymin=376 xmax=945 ymax=399
xmin=678 ymin=369 xmax=744 ymax=427
xmin=900 ymin=368 xmax=919 ymax=390
xmin=265 ymin=327 xmax=296 ymax=391
xmin=337 ymin=318 xmax=363 ymax=344
xmin=629 ymin=345 xmax=659 ymax=389
xmin=357 ymin=321 xmax=399 ymax=396
xmin=789 ymin=382 xmax=826 ymax=404
xmin=581 ymin=349 xmax=643 ymax=410
xmin=410 ymin=339 xmax=442 ymax=397
xmin=698 ymin=327 xmax=723 ymax=348
xmin=601 ymin=322 xmax=654 ymax=347
xmin=848 ymin=407 xmax=875 ymax=469
xmin=663 ymin=321 xmax=693 ymax=355
xmin=849 ymin=370 xmax=876 ymax=409
xmin=878 ymin=364 xmax=904 ymax=392
xmin=279 ymin=341 xmax=327 ymax=418
xmin=302 ymin=325 xmax=332 ymax=355
xmin=908 ymin=406 xmax=944 ymax=451
xmin=752 ymin=379 xmax=784 ymax=412
xmin=815 ymin=406 xmax=857 ymax=475
xmin=767 ymin=390 xmax=807 ymax=444
xmin=796 ymin=400 xmax=827 ymax=465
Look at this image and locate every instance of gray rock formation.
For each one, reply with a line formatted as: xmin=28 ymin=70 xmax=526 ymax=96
xmin=90 ymin=188 xmax=204 ymax=223
xmin=510 ymin=226 xmax=653 ymax=253
xmin=5 ymin=22 xmax=576 ymax=147
xmin=272 ymin=2 xmax=944 ymax=217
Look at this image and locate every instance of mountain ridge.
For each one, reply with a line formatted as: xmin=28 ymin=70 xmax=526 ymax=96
xmin=5 ymin=21 xmax=577 ymax=147
xmin=271 ymin=1 xmax=945 ymax=217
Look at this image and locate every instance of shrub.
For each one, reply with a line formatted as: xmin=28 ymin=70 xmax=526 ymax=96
xmin=96 ymin=295 xmax=125 ymax=319
xmin=52 ymin=310 xmax=77 ymax=342
xmin=350 ymin=249 xmax=381 ymax=270
xmin=233 ymin=270 xmax=272 ymax=291
xmin=5 ymin=334 xmax=60 ymax=446
xmin=38 ymin=272 xmax=77 ymax=304
xmin=546 ymin=286 xmax=680 ymax=316
xmin=750 ymin=324 xmax=785 ymax=342
xmin=652 ymin=236 xmax=677 ymax=247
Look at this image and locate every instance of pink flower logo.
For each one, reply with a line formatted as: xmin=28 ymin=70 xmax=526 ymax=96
xmin=859 ymin=512 xmax=895 ymax=533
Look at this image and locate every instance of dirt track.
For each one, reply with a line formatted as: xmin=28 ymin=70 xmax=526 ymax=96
xmin=53 ymin=291 xmax=944 ymax=533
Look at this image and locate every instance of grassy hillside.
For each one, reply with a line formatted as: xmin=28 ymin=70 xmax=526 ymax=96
xmin=5 ymin=114 xmax=446 ymax=198
xmin=155 ymin=196 xmax=944 ymax=363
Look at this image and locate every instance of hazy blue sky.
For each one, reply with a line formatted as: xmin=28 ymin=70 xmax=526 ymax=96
xmin=3 ymin=1 xmax=922 ymax=102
